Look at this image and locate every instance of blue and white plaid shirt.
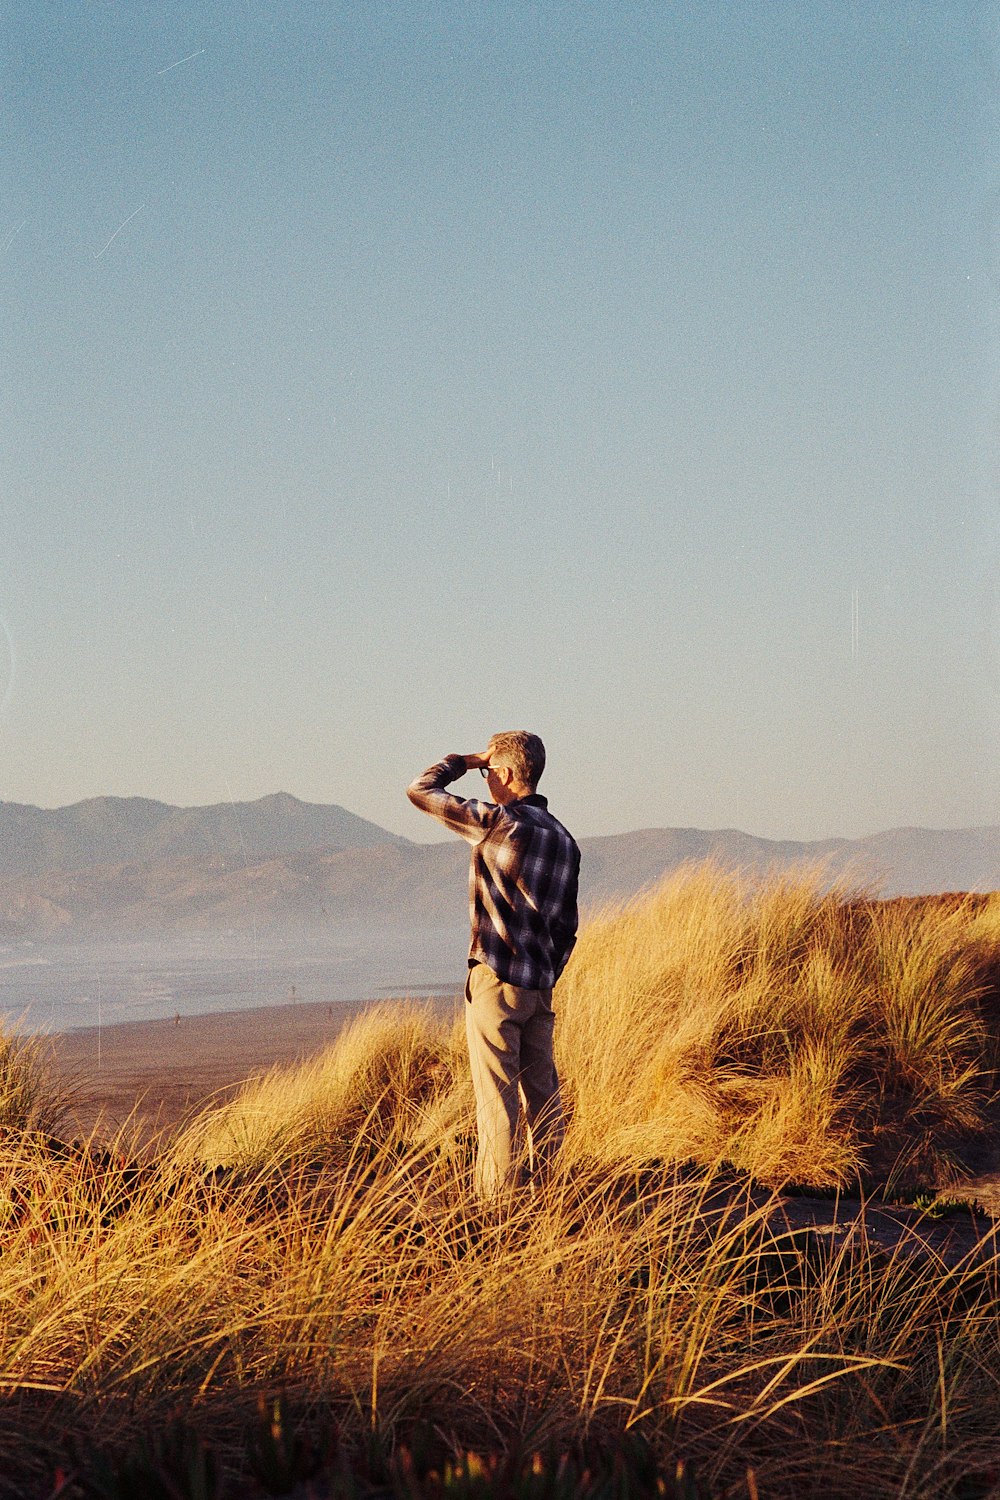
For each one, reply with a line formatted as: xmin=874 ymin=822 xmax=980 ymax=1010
xmin=407 ymin=755 xmax=580 ymax=990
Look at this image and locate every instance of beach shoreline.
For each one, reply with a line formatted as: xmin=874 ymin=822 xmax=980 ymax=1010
xmin=43 ymin=992 xmax=463 ymax=1141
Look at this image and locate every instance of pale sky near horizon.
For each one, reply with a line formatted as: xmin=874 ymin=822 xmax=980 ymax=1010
xmin=3 ymin=2 xmax=998 ymax=843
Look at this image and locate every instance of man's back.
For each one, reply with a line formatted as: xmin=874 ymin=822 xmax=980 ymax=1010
xmin=466 ymin=794 xmax=579 ymax=989
xmin=406 ymin=751 xmax=580 ymax=988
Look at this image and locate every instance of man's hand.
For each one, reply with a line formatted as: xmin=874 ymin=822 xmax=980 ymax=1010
xmin=460 ymin=751 xmax=491 ymax=771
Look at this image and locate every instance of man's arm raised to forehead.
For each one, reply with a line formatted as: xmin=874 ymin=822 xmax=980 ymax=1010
xmin=406 ymin=753 xmax=501 ymax=844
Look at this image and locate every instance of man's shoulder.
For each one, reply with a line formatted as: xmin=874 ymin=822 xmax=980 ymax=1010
xmin=507 ymin=798 xmax=579 ymax=850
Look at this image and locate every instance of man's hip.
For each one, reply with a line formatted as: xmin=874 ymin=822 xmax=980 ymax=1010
xmin=465 ymin=961 xmax=554 ymax=1019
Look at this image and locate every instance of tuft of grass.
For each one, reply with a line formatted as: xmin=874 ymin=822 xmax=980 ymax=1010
xmin=0 ymin=1026 xmax=70 ymax=1138
xmin=183 ymin=1001 xmax=459 ymax=1172
xmin=555 ymin=866 xmax=998 ymax=1188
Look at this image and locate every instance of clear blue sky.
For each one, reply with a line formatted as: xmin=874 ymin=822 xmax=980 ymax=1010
xmin=3 ymin=2 xmax=997 ymax=841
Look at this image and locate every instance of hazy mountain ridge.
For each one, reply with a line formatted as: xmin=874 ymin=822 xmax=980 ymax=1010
xmin=0 ymin=807 xmax=995 ymax=941
xmin=0 ymin=793 xmax=409 ymax=878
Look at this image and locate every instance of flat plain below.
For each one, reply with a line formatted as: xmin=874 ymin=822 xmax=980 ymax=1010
xmin=44 ymin=993 xmax=461 ymax=1140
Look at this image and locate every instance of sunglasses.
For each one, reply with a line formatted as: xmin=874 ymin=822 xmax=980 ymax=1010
xmin=479 ymin=765 xmax=502 ymax=778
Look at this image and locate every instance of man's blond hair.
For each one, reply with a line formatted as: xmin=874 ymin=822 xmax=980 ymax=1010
xmin=488 ymin=730 xmax=546 ymax=789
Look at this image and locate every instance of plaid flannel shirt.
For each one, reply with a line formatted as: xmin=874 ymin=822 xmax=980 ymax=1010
xmin=407 ymin=755 xmax=580 ymax=990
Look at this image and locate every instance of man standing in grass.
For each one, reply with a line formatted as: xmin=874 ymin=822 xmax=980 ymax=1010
xmin=407 ymin=732 xmax=580 ymax=1201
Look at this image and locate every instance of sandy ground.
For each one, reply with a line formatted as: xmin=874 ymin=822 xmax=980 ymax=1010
xmin=44 ymin=993 xmax=462 ymax=1141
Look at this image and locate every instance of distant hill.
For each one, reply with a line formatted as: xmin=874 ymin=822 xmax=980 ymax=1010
xmin=578 ymin=825 xmax=1000 ymax=903
xmin=0 ymin=806 xmax=994 ymax=941
xmin=0 ymin=793 xmax=408 ymax=878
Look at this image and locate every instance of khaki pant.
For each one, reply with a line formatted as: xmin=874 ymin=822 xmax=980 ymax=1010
xmin=465 ymin=961 xmax=565 ymax=1201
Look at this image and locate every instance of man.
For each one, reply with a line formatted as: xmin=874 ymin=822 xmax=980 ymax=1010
xmin=407 ymin=731 xmax=580 ymax=1201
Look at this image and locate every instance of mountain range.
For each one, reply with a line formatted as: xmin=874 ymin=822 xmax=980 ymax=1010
xmin=0 ymin=793 xmax=402 ymax=878
xmin=0 ymin=793 xmax=996 ymax=941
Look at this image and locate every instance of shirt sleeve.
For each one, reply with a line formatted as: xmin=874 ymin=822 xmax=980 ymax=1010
xmin=406 ymin=756 xmax=502 ymax=845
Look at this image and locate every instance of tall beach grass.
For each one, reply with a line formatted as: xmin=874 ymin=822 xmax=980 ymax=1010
xmin=0 ymin=865 xmax=998 ymax=1497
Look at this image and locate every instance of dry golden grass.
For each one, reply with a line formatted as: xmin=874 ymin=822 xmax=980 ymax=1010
xmin=185 ymin=1002 xmax=460 ymax=1172
xmin=1 ymin=865 xmax=1000 ymax=1497
xmin=558 ymin=867 xmax=999 ymax=1188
